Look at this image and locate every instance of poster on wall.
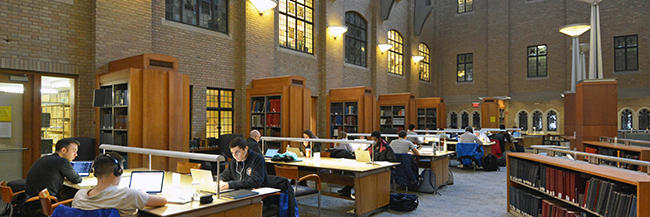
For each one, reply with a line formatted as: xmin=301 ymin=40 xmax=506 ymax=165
xmin=0 ymin=106 xmax=11 ymax=122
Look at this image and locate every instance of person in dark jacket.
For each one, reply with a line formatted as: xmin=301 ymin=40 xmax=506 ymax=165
xmin=367 ymin=131 xmax=397 ymax=162
xmin=219 ymin=137 xmax=266 ymax=190
xmin=490 ymin=125 xmax=511 ymax=153
xmin=25 ymin=138 xmax=82 ymax=199
xmin=246 ymin=130 xmax=263 ymax=154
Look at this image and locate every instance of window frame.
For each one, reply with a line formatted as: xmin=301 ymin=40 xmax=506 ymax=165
xmin=206 ymin=87 xmax=235 ymax=138
xmin=456 ymin=53 xmax=473 ymax=83
xmin=614 ymin=35 xmax=638 ymax=72
xmin=388 ymin=30 xmax=404 ymax=76
xmin=450 ymin=112 xmax=458 ymax=129
xmin=621 ymin=109 xmax=633 ymax=130
xmin=344 ymin=11 xmax=367 ymax=67
xmin=418 ymin=43 xmax=431 ymax=82
xmin=518 ymin=111 xmax=528 ymax=131
xmin=640 ymin=109 xmax=650 ymax=130
xmin=547 ymin=110 xmax=557 ymax=131
xmin=457 ymin=0 xmax=473 ymax=14
xmin=527 ymin=44 xmax=548 ymax=78
xmin=472 ymin=111 xmax=480 ymax=128
xmin=532 ymin=111 xmax=543 ymax=132
xmin=278 ymin=0 xmax=314 ymax=54
xmin=165 ymin=0 xmax=229 ymax=33
xmin=461 ymin=112 xmax=469 ymax=129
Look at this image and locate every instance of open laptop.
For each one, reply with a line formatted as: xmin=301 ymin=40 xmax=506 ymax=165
xmin=71 ymin=161 xmax=93 ymax=177
xmin=191 ymin=168 xmax=218 ymax=193
xmin=354 ymin=150 xmax=371 ymax=163
xmin=286 ymin=147 xmax=304 ymax=157
xmin=265 ymin=148 xmax=279 ymax=158
xmin=129 ymin=171 xmax=164 ymax=193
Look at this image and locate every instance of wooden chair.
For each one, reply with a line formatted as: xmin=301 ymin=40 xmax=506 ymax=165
xmin=38 ymin=189 xmax=73 ymax=216
xmin=273 ymin=165 xmax=321 ymax=217
xmin=0 ymin=181 xmax=25 ymax=217
xmin=176 ymin=161 xmax=202 ymax=174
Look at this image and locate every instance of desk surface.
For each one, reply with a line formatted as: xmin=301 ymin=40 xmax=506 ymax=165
xmin=417 ymin=150 xmax=456 ymax=157
xmin=446 ymin=141 xmax=495 ymax=146
xmin=65 ymin=169 xmax=278 ymax=217
xmin=265 ymin=157 xmax=399 ymax=172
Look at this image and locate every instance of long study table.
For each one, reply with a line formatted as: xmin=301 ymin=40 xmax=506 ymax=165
xmin=415 ymin=149 xmax=455 ymax=188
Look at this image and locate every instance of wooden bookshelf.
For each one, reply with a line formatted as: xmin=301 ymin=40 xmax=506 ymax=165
xmin=583 ymin=141 xmax=650 ymax=172
xmin=96 ymin=54 xmax=190 ymax=171
xmin=326 ymin=86 xmax=376 ymax=138
xmin=377 ymin=93 xmax=416 ymax=132
xmin=246 ymin=76 xmax=311 ymax=152
xmin=415 ymin=97 xmax=446 ymax=130
xmin=506 ymin=152 xmax=650 ymax=217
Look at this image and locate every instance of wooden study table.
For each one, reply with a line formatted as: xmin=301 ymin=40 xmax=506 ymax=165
xmin=415 ymin=149 xmax=455 ymax=188
xmin=265 ymin=157 xmax=399 ymax=216
xmin=65 ymin=169 xmax=278 ymax=217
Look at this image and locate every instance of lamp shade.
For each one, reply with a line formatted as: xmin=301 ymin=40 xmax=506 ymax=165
xmin=559 ymin=23 xmax=590 ymax=37
xmin=412 ymin=55 xmax=425 ymax=63
xmin=328 ymin=26 xmax=348 ymax=39
xmin=378 ymin=43 xmax=392 ymax=53
xmin=250 ymin=0 xmax=277 ymax=14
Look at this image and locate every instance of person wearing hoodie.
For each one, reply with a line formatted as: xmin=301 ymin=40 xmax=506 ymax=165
xmin=219 ymin=137 xmax=267 ymax=190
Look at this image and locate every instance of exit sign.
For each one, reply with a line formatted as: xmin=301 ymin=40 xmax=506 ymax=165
xmin=472 ymin=102 xmax=480 ymax=108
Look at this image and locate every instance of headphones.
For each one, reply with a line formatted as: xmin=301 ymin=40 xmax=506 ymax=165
xmin=91 ymin=153 xmax=123 ymax=177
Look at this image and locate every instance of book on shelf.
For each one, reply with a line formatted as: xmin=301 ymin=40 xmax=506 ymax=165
xmin=265 ymin=114 xmax=280 ymax=127
xmin=345 ymin=116 xmax=357 ymax=125
xmin=346 ymin=105 xmax=356 ymax=115
xmin=393 ymin=118 xmax=405 ymax=125
xmin=333 ymin=116 xmax=343 ymax=126
xmin=251 ymin=100 xmax=264 ymax=113
xmin=268 ymin=98 xmax=281 ymax=113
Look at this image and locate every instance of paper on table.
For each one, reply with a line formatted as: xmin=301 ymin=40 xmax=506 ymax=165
xmin=0 ymin=122 xmax=10 ymax=138
xmin=253 ymin=187 xmax=280 ymax=195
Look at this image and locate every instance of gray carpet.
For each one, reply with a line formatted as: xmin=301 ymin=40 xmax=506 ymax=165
xmin=296 ymin=166 xmax=511 ymax=217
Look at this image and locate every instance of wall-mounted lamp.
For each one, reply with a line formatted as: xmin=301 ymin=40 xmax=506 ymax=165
xmin=328 ymin=26 xmax=348 ymax=39
xmin=250 ymin=0 xmax=277 ymax=15
xmin=412 ymin=55 xmax=424 ymax=63
xmin=378 ymin=43 xmax=392 ymax=53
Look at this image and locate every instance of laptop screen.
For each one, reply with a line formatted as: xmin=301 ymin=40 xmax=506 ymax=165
xmin=265 ymin=149 xmax=279 ymax=158
xmin=129 ymin=171 xmax=165 ymax=193
xmin=71 ymin=161 xmax=93 ymax=177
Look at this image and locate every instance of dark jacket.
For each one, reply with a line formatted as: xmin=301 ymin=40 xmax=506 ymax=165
xmin=367 ymin=139 xmax=397 ymax=162
xmin=246 ymin=137 xmax=262 ymax=154
xmin=25 ymin=153 xmax=82 ymax=198
xmin=263 ymin=175 xmax=298 ymax=217
xmin=220 ymin=150 xmax=266 ymax=189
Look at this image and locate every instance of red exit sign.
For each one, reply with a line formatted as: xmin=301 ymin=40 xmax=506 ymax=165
xmin=472 ymin=102 xmax=480 ymax=108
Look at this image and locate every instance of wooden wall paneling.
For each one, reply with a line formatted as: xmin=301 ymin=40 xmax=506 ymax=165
xmin=142 ymin=69 xmax=169 ymax=170
xmin=375 ymin=170 xmax=391 ymax=208
xmin=311 ymin=96 xmax=317 ymax=133
xmin=439 ymin=102 xmax=447 ymax=128
xmin=281 ymin=86 xmax=292 ymax=150
xmin=303 ymin=88 xmax=311 ymax=134
xmin=167 ymin=72 xmax=187 ymax=171
xmin=128 ymin=69 xmax=144 ymax=168
xmin=21 ymin=74 xmax=39 ymax=176
xmin=563 ymin=93 xmax=576 ymax=138
xmin=638 ymin=182 xmax=650 ymax=217
xmin=355 ymin=174 xmax=375 ymax=215
xmin=288 ymin=85 xmax=302 ymax=139
xmin=575 ymin=80 xmax=617 ymax=152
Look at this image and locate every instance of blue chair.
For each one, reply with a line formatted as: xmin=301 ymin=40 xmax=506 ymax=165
xmin=456 ymin=143 xmax=483 ymax=169
xmin=52 ymin=205 xmax=120 ymax=217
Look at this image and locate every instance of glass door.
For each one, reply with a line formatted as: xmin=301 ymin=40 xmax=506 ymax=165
xmin=40 ymin=76 xmax=75 ymax=155
xmin=0 ymin=81 xmax=25 ymax=181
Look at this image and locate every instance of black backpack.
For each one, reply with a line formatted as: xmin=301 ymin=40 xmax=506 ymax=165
xmin=389 ymin=193 xmax=419 ymax=212
xmin=417 ymin=169 xmax=437 ymax=193
xmin=481 ymin=154 xmax=500 ymax=171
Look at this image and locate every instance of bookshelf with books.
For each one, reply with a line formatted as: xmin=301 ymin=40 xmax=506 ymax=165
xmin=40 ymin=89 xmax=73 ymax=151
xmin=378 ymin=93 xmax=415 ymax=132
xmin=96 ymin=54 xmax=189 ymax=171
xmin=583 ymin=141 xmax=650 ymax=172
xmin=326 ymin=86 xmax=376 ymax=138
xmin=507 ymin=152 xmax=650 ymax=217
xmin=415 ymin=97 xmax=446 ymax=130
xmin=246 ymin=76 xmax=311 ymax=152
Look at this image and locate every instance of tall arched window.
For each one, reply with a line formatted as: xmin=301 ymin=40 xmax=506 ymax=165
xmin=418 ymin=43 xmax=430 ymax=81
xmin=450 ymin=112 xmax=458 ymax=129
xmin=345 ymin=12 xmax=367 ymax=67
xmin=621 ymin=109 xmax=633 ymax=130
xmin=533 ymin=111 xmax=543 ymax=132
xmin=472 ymin=111 xmax=480 ymax=128
xmin=388 ymin=30 xmax=404 ymax=75
xmin=518 ymin=111 xmax=528 ymax=131
xmin=640 ymin=109 xmax=650 ymax=130
xmin=461 ymin=112 xmax=469 ymax=129
xmin=279 ymin=0 xmax=314 ymax=54
xmin=547 ymin=111 xmax=557 ymax=131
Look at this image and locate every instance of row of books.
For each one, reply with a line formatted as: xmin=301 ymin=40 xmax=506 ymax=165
xmin=379 ymin=107 xmax=405 ymax=116
xmin=417 ymin=108 xmax=436 ymax=116
xmin=510 ymin=187 xmax=587 ymax=217
xmin=251 ymin=114 xmax=281 ymax=127
xmin=251 ymin=98 xmax=281 ymax=113
xmin=114 ymin=115 xmax=128 ymax=129
xmin=541 ymin=199 xmax=586 ymax=217
xmin=114 ymin=132 xmax=128 ymax=146
xmin=584 ymin=178 xmax=636 ymax=217
xmin=100 ymin=132 xmax=113 ymax=144
xmin=114 ymin=89 xmax=128 ymax=106
xmin=331 ymin=116 xmax=357 ymax=126
xmin=100 ymin=113 xmax=113 ymax=129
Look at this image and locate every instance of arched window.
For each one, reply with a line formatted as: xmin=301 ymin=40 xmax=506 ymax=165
xmin=345 ymin=12 xmax=367 ymax=67
xmin=388 ymin=30 xmax=404 ymax=75
xmin=461 ymin=112 xmax=469 ymax=129
xmin=518 ymin=111 xmax=528 ymax=131
xmin=279 ymin=0 xmax=314 ymax=54
xmin=472 ymin=111 xmax=480 ymax=128
xmin=547 ymin=111 xmax=557 ymax=131
xmin=640 ymin=109 xmax=650 ymax=130
xmin=621 ymin=109 xmax=633 ymax=130
xmin=450 ymin=112 xmax=458 ymax=129
xmin=418 ymin=43 xmax=430 ymax=81
xmin=533 ymin=111 xmax=543 ymax=132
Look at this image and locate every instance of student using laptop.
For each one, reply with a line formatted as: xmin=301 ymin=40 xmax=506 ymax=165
xmin=389 ymin=131 xmax=420 ymax=155
xmin=25 ymin=138 xmax=82 ymax=200
xmin=367 ymin=131 xmax=396 ymax=162
xmin=219 ymin=137 xmax=266 ymax=191
xmin=72 ymin=153 xmax=167 ymax=217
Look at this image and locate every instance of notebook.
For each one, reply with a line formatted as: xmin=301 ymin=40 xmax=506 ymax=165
xmin=220 ymin=189 xmax=259 ymax=199
xmin=129 ymin=171 xmax=164 ymax=193
xmin=354 ymin=150 xmax=371 ymax=163
xmin=191 ymin=168 xmax=217 ymax=193
xmin=286 ymin=147 xmax=304 ymax=157
xmin=71 ymin=161 xmax=93 ymax=177
xmin=265 ymin=148 xmax=279 ymax=158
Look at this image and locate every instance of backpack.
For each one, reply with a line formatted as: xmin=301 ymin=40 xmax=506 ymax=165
xmin=446 ymin=170 xmax=454 ymax=185
xmin=417 ymin=169 xmax=437 ymax=193
xmin=389 ymin=193 xmax=419 ymax=212
xmin=481 ymin=154 xmax=500 ymax=171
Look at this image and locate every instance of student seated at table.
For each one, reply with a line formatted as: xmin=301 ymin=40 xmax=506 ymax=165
xmin=333 ymin=132 xmax=354 ymax=152
xmin=25 ymin=138 xmax=83 ymax=200
xmin=72 ymin=153 xmax=167 ymax=217
xmin=389 ymin=131 xmax=420 ymax=155
xmin=459 ymin=126 xmax=483 ymax=146
xmin=406 ymin=124 xmax=421 ymax=145
xmin=219 ymin=137 xmax=266 ymax=190
xmin=367 ymin=131 xmax=396 ymax=162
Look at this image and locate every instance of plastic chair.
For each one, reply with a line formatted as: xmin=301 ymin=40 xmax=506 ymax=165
xmin=38 ymin=189 xmax=72 ymax=216
xmin=456 ymin=143 xmax=483 ymax=169
xmin=51 ymin=205 xmax=120 ymax=217
xmin=1 ymin=181 xmax=25 ymax=217
xmin=273 ymin=165 xmax=321 ymax=217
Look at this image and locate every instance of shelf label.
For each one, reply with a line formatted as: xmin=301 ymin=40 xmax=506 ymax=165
xmin=0 ymin=106 xmax=11 ymax=122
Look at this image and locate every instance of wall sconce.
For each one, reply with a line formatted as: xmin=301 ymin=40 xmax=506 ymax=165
xmin=328 ymin=26 xmax=348 ymax=39
xmin=378 ymin=43 xmax=392 ymax=53
xmin=412 ymin=55 xmax=424 ymax=63
xmin=250 ymin=0 xmax=277 ymax=15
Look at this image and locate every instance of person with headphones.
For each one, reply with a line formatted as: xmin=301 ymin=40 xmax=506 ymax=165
xmin=218 ymin=137 xmax=266 ymax=191
xmin=72 ymin=153 xmax=167 ymax=217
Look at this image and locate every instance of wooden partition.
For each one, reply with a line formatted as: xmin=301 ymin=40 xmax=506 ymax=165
xmin=377 ymin=93 xmax=416 ymax=132
xmin=415 ymin=97 xmax=446 ymax=130
xmin=326 ymin=86 xmax=376 ymax=138
xmin=563 ymin=92 xmax=576 ymax=145
xmin=481 ymin=97 xmax=506 ymax=129
xmin=574 ymin=79 xmax=617 ymax=152
xmin=96 ymin=54 xmax=190 ymax=171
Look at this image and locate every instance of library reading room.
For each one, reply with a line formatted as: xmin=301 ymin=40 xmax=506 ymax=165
xmin=1 ymin=0 xmax=649 ymax=217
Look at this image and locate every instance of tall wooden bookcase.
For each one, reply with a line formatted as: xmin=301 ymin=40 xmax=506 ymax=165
xmin=326 ymin=86 xmax=376 ymax=138
xmin=377 ymin=93 xmax=416 ymax=132
xmin=415 ymin=97 xmax=446 ymax=130
xmin=246 ymin=76 xmax=311 ymax=152
xmin=481 ymin=97 xmax=506 ymax=129
xmin=96 ymin=54 xmax=190 ymax=171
